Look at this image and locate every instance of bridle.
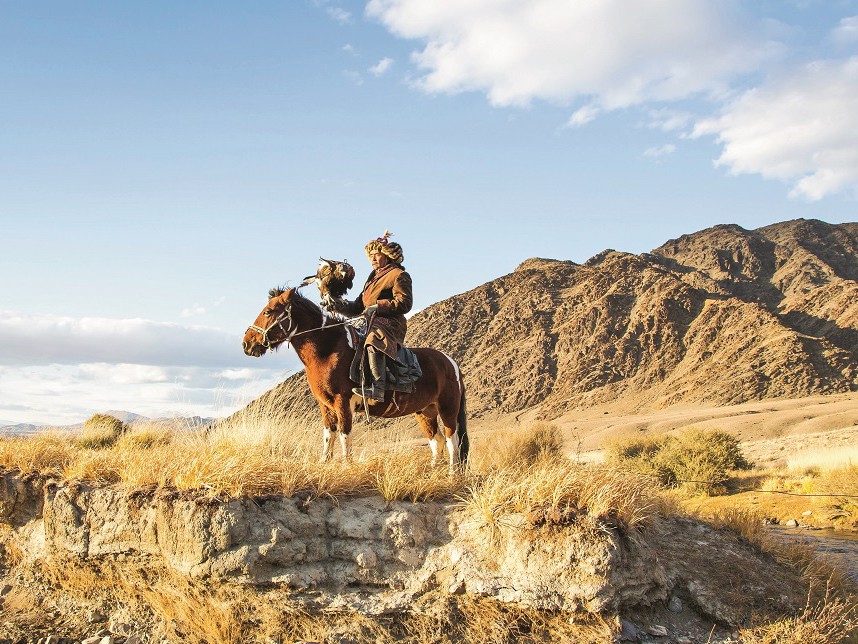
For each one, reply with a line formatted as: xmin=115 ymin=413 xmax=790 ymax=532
xmin=246 ymin=306 xmax=298 ymax=350
xmin=246 ymin=302 xmax=356 ymax=350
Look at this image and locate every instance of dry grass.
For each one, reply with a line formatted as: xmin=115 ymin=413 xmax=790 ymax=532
xmin=28 ymin=556 xmax=617 ymax=644
xmin=470 ymin=421 xmax=564 ymax=471
xmin=815 ymin=462 xmax=858 ymax=524
xmin=738 ymin=591 xmax=858 ymax=644
xmin=787 ymin=446 xmax=858 ymax=473
xmin=704 ymin=506 xmax=857 ymax=605
xmin=463 ymin=461 xmax=673 ymax=546
xmin=0 ymin=431 xmax=75 ymax=476
xmin=0 ymin=416 xmax=678 ymax=526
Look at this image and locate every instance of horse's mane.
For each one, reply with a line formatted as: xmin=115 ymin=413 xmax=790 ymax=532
xmin=268 ymin=285 xmax=323 ymax=317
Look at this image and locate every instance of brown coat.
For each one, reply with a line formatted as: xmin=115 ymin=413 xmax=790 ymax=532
xmin=336 ymin=264 xmax=413 ymax=358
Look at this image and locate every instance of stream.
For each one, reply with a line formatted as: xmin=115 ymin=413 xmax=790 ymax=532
xmin=770 ymin=526 xmax=858 ymax=582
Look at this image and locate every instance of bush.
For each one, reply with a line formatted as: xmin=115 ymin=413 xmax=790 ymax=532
xmin=607 ymin=429 xmax=750 ymax=495
xmin=78 ymin=414 xmax=129 ymax=450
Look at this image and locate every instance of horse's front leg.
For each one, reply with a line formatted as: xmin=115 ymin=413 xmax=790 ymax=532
xmin=334 ymin=396 xmax=353 ymax=460
xmin=319 ymin=404 xmax=337 ymax=463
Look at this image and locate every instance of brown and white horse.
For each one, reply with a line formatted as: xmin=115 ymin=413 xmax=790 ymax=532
xmin=242 ymin=288 xmax=469 ymax=470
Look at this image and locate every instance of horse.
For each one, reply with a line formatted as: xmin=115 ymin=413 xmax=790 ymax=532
xmin=242 ymin=287 xmax=469 ymax=470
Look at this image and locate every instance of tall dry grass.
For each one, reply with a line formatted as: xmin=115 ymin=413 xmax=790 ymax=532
xmin=0 ymin=415 xmax=678 ymax=539
xmin=815 ymin=462 xmax=858 ymax=524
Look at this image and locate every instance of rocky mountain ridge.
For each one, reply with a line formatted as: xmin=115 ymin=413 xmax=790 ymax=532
xmin=247 ymin=218 xmax=858 ymax=422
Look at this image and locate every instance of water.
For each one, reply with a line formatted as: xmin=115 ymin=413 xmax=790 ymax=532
xmin=770 ymin=526 xmax=858 ymax=582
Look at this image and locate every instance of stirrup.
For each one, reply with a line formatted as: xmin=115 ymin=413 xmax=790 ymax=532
xmin=352 ymin=386 xmax=384 ymax=402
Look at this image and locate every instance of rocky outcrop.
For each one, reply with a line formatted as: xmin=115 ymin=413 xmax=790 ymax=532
xmin=0 ymin=470 xmax=806 ymax=624
xmin=243 ymin=218 xmax=858 ymax=423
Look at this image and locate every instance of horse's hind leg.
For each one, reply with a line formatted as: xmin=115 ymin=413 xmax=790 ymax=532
xmin=415 ymin=408 xmax=442 ymax=466
xmin=319 ymin=404 xmax=337 ymax=462
xmin=439 ymin=399 xmax=463 ymax=473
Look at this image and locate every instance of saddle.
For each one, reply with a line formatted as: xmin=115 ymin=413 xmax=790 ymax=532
xmin=348 ymin=333 xmax=423 ymax=393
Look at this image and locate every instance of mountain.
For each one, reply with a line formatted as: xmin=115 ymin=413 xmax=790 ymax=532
xmin=0 ymin=423 xmax=40 ymax=436
xmin=240 ymin=219 xmax=858 ymax=423
xmin=0 ymin=412 xmax=216 ymax=436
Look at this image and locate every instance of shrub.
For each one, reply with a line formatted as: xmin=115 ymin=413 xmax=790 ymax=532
xmin=78 ymin=413 xmax=128 ymax=449
xmin=607 ymin=429 xmax=750 ymax=495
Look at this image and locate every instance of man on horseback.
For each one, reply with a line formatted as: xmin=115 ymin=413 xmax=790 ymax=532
xmin=326 ymin=231 xmax=413 ymax=402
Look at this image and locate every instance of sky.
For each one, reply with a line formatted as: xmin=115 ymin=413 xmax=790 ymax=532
xmin=2 ymin=0 xmax=858 ymax=426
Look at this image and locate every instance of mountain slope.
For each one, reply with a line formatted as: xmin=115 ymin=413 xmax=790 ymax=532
xmin=242 ymin=219 xmax=858 ymax=423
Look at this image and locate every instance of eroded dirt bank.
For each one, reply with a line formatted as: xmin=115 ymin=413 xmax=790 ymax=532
xmin=0 ymin=470 xmax=815 ymax=642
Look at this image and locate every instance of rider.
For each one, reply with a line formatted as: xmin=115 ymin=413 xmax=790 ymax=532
xmin=327 ymin=231 xmax=413 ymax=401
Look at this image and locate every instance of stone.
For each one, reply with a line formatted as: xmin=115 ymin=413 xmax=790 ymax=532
xmin=619 ymin=619 xmax=639 ymax=641
xmin=667 ymin=595 xmax=683 ymax=613
xmin=81 ymin=638 xmax=103 ymax=644
xmin=647 ymin=624 xmax=668 ymax=637
xmin=109 ymin=622 xmax=133 ymax=636
xmin=802 ymin=510 xmax=813 ymax=516
xmin=88 ymin=609 xmax=107 ymax=624
xmin=124 ymin=636 xmax=143 ymax=644
xmin=0 ymin=584 xmax=11 ymax=596
xmin=785 ymin=519 xmax=799 ymax=527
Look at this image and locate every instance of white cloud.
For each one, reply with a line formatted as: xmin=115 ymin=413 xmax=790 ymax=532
xmin=646 ymin=108 xmax=693 ymax=133
xmin=343 ymin=70 xmax=364 ymax=85
xmin=217 ymin=368 xmax=259 ymax=380
xmin=342 ymin=43 xmax=357 ymax=55
xmin=832 ymin=15 xmax=858 ymax=46
xmin=643 ymin=144 xmax=676 ymax=159
xmin=326 ymin=7 xmax=352 ymax=24
xmin=0 ymin=311 xmax=266 ymax=368
xmin=564 ymin=104 xmax=600 ymax=128
xmin=370 ymin=57 xmax=395 ymax=76
xmin=0 ymin=363 xmax=289 ymax=426
xmin=366 ymin=0 xmax=778 ymax=110
xmin=0 ymin=311 xmax=304 ymax=425
xmin=693 ymin=56 xmax=858 ymax=200
xmin=78 ymin=363 xmax=172 ymax=384
xmin=179 ymin=304 xmax=206 ymax=318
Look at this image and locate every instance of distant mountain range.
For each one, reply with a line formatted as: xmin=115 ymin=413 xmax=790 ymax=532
xmin=0 ymin=411 xmax=215 ymax=436
xmin=238 ymin=218 xmax=858 ymax=423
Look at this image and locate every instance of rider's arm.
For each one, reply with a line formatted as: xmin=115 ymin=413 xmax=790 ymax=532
xmin=376 ymin=271 xmax=412 ymax=316
xmin=328 ymin=293 xmax=364 ymax=316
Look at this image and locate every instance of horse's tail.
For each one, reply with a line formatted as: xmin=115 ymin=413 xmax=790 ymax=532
xmin=457 ymin=381 xmax=469 ymax=464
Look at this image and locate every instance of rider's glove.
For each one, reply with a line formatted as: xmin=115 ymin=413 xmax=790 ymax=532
xmin=363 ymin=304 xmax=379 ymax=316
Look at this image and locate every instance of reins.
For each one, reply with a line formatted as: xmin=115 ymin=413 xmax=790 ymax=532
xmin=246 ymin=304 xmax=362 ymax=350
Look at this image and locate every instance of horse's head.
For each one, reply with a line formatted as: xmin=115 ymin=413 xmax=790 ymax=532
xmin=242 ymin=287 xmax=297 ymax=357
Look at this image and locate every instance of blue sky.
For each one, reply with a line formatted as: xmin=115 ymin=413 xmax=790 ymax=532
xmin=2 ymin=0 xmax=857 ymax=425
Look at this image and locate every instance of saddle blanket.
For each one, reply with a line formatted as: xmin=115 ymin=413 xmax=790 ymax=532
xmin=349 ymin=335 xmax=423 ymax=393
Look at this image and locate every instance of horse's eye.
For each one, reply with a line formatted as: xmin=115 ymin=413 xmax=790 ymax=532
xmin=264 ymin=308 xmax=274 ymax=316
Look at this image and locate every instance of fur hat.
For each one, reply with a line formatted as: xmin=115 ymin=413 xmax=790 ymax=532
xmin=365 ymin=230 xmax=404 ymax=264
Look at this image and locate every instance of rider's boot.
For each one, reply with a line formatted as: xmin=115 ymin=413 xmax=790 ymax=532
xmin=353 ymin=347 xmax=386 ymax=402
